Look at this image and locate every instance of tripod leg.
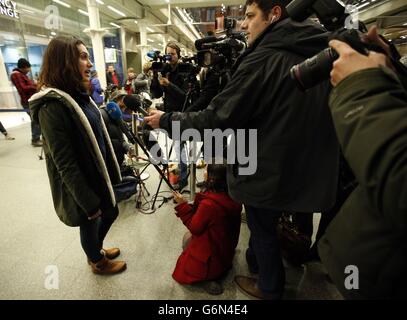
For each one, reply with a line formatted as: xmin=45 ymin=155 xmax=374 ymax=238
xmin=151 ymin=173 xmax=165 ymax=210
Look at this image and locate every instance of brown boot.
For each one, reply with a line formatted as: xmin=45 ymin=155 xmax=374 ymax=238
xmin=101 ymin=248 xmax=120 ymax=259
xmin=90 ymin=256 xmax=127 ymax=275
xmin=234 ymin=276 xmax=278 ymax=300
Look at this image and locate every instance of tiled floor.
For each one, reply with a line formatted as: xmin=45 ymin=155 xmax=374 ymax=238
xmin=0 ymin=123 xmax=342 ymax=300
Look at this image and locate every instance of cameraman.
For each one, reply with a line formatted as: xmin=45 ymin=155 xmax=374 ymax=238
xmin=150 ymin=42 xmax=188 ymax=112
xmin=146 ymin=0 xmax=339 ymax=299
xmin=318 ymin=34 xmax=407 ymax=299
xmin=151 ymin=42 xmax=190 ymax=190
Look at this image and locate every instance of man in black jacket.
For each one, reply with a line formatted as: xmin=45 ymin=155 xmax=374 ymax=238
xmin=146 ymin=0 xmax=339 ymax=299
xmin=150 ymin=42 xmax=188 ymax=113
xmin=318 ymin=35 xmax=407 ymax=299
xmin=151 ymin=42 xmax=189 ymax=190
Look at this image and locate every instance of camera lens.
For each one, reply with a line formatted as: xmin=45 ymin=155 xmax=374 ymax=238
xmin=290 ymin=47 xmax=339 ymax=91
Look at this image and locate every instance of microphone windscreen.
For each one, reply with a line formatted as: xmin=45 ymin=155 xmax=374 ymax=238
xmin=147 ymin=51 xmax=158 ymax=59
xmin=106 ymin=102 xmax=123 ymax=121
xmin=123 ymin=95 xmax=141 ymax=112
xmin=195 ymin=36 xmax=218 ymax=50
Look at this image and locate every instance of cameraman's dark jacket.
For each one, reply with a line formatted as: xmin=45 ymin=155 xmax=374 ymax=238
xmin=160 ymin=18 xmax=339 ymax=211
xmin=150 ymin=64 xmax=188 ymax=112
xmin=318 ymin=67 xmax=407 ymax=299
xmin=185 ymin=69 xmax=227 ymax=113
xmin=29 ymin=88 xmax=122 ymax=227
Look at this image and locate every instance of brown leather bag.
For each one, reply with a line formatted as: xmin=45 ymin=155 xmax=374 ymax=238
xmin=277 ymin=213 xmax=311 ymax=267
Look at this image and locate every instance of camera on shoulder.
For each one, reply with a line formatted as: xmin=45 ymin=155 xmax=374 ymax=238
xmin=287 ymin=0 xmax=387 ymax=91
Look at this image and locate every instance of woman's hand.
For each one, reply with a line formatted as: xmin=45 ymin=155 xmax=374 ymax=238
xmin=173 ymin=191 xmax=187 ymax=205
xmin=88 ymin=209 xmax=102 ymax=220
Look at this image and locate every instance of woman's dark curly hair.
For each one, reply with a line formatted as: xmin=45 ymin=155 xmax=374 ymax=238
xmin=203 ymin=159 xmax=228 ymax=193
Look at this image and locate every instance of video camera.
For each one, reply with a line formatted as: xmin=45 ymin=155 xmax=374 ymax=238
xmin=195 ymin=17 xmax=247 ymax=69
xmin=147 ymin=51 xmax=173 ymax=74
xmin=287 ymin=0 xmax=386 ymax=90
xmin=178 ymin=55 xmax=201 ymax=83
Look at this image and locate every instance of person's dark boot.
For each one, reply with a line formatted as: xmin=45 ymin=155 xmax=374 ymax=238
xmin=31 ymin=140 xmax=43 ymax=147
xmin=202 ymin=281 xmax=223 ymax=295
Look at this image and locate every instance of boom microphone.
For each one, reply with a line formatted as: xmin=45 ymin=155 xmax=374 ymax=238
xmin=106 ymin=102 xmax=123 ymax=121
xmin=106 ymin=102 xmax=136 ymax=144
xmin=195 ymin=36 xmax=219 ymax=51
xmin=123 ymin=95 xmax=149 ymax=116
xmin=106 ymin=101 xmax=175 ymax=193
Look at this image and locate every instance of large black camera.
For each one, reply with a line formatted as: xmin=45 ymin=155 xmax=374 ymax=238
xmin=287 ymin=0 xmax=385 ymax=90
xmin=179 ymin=56 xmax=202 ymax=83
xmin=147 ymin=50 xmax=173 ymax=75
xmin=195 ymin=17 xmax=246 ymax=70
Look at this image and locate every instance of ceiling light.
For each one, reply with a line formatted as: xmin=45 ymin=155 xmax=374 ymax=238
xmin=147 ymin=39 xmax=155 ymax=43
xmin=107 ymin=5 xmax=126 ymax=17
xmin=78 ymin=9 xmax=89 ymax=16
xmin=110 ymin=22 xmax=120 ymax=28
xmin=52 ymin=0 xmax=71 ymax=8
xmin=134 ymin=20 xmax=138 ymax=24
xmin=146 ymin=27 xmax=155 ymax=33
xmin=96 ymin=0 xmax=104 ymax=4
xmin=357 ymin=2 xmax=370 ymax=10
xmin=51 ymin=31 xmax=57 ymax=36
xmin=21 ymin=9 xmax=34 ymax=14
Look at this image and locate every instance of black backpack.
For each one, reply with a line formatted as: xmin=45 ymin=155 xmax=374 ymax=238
xmin=114 ymin=175 xmax=138 ymax=203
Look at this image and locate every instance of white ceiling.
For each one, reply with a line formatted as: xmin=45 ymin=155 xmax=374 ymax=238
xmin=137 ymin=0 xmax=243 ymax=8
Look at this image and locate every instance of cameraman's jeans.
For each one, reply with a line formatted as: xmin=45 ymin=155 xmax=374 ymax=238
xmin=175 ymin=140 xmax=188 ymax=183
xmin=79 ymin=214 xmax=117 ymax=263
xmin=23 ymin=104 xmax=41 ymax=142
xmin=245 ymin=206 xmax=285 ymax=299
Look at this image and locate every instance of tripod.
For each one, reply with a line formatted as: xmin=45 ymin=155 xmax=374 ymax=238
xmin=121 ymin=114 xmax=176 ymax=214
xmin=149 ymin=80 xmax=200 ymax=209
xmin=38 ymin=145 xmax=44 ymax=160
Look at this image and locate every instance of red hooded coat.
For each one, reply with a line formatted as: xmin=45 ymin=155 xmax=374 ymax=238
xmin=173 ymin=191 xmax=242 ymax=284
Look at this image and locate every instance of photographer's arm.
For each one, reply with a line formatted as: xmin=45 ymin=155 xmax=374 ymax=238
xmin=134 ymin=73 xmax=149 ymax=88
xmin=146 ymin=66 xmax=263 ymax=134
xmin=150 ymin=75 xmax=163 ymax=99
xmin=329 ymin=46 xmax=407 ymax=228
xmin=175 ymin=199 xmax=212 ymax=236
xmin=161 ymin=77 xmax=186 ymax=103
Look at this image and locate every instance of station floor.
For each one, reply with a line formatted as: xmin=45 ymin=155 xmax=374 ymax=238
xmin=0 ymin=122 xmax=342 ymax=300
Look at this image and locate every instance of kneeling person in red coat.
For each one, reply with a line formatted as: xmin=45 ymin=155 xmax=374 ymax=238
xmin=172 ymin=162 xmax=242 ymax=295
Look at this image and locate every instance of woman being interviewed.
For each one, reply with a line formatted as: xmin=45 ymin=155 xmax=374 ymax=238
xmin=29 ymin=36 xmax=126 ymax=275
